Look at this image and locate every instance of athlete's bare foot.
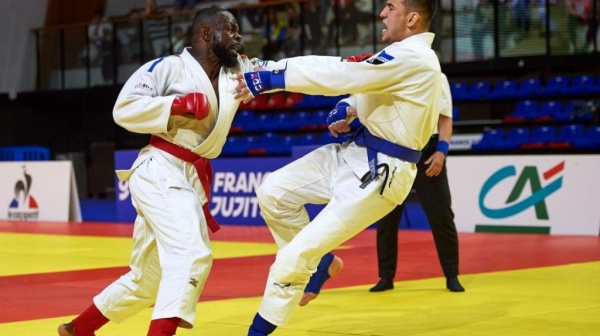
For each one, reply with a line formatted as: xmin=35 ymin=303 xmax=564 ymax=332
xmin=299 ymin=256 xmax=344 ymax=306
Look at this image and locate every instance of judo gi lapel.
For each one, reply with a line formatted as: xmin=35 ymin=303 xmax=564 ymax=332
xmin=194 ymin=64 xmax=242 ymax=158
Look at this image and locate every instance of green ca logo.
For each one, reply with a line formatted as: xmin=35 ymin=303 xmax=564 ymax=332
xmin=479 ymin=161 xmax=564 ymax=219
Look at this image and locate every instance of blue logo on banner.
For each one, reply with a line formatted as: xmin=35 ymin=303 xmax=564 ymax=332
xmin=114 ymin=150 xmax=291 ymax=225
xmin=210 ymin=157 xmax=289 ymax=225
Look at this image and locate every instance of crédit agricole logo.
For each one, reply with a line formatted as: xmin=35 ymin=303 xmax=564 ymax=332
xmin=476 ymin=161 xmax=564 ymax=233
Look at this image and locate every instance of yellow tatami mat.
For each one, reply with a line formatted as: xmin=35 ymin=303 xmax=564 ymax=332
xmin=3 ymin=261 xmax=599 ymax=336
xmin=0 ymin=232 xmax=277 ymax=276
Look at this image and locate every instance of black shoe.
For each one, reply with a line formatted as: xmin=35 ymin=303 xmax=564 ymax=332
xmin=446 ymin=276 xmax=465 ymax=292
xmin=369 ymin=278 xmax=394 ymax=292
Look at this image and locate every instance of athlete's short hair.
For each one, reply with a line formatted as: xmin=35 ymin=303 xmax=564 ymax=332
xmin=192 ymin=6 xmax=228 ymax=33
xmin=405 ymin=0 xmax=438 ymax=24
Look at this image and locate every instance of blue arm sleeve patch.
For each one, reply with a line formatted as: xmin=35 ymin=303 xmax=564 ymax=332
xmin=368 ymin=50 xmax=394 ymax=64
xmin=148 ymin=57 xmax=165 ymax=72
xmin=378 ymin=50 xmax=394 ymax=61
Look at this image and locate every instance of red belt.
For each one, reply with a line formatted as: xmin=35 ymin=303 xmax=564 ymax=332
xmin=150 ymin=135 xmax=220 ymax=233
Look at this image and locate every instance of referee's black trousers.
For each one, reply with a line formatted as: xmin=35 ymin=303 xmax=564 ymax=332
xmin=375 ymin=135 xmax=459 ymax=280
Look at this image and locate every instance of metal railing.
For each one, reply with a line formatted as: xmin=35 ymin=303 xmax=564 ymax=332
xmin=33 ymin=0 xmax=599 ymax=91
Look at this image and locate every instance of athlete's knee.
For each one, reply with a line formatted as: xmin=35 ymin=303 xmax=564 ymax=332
xmin=189 ymin=249 xmax=213 ymax=269
xmin=163 ymin=249 xmax=213 ymax=273
xmin=271 ymin=250 xmax=312 ymax=285
xmin=256 ymin=178 xmax=284 ymax=213
xmin=255 ymin=182 xmax=270 ymax=207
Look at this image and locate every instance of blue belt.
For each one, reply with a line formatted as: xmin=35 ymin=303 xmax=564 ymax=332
xmin=352 ymin=126 xmax=421 ymax=191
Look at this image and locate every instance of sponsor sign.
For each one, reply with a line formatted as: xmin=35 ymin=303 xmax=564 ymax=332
xmin=447 ymin=155 xmax=600 ymax=236
xmin=210 ymin=157 xmax=290 ymax=224
xmin=115 ymin=147 xmax=425 ymax=228
xmin=114 ymin=150 xmax=139 ymax=223
xmin=450 ymin=133 xmax=483 ymax=150
xmin=114 ymin=150 xmax=289 ymax=224
xmin=0 ymin=161 xmax=81 ymax=222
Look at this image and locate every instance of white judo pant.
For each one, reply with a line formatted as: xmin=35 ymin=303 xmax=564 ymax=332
xmin=94 ymin=153 xmax=212 ymax=329
xmin=255 ymin=144 xmax=399 ymax=326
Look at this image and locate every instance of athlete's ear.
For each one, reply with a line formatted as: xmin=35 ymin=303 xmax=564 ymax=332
xmin=407 ymin=12 xmax=419 ymax=26
xmin=200 ymin=25 xmax=212 ymax=41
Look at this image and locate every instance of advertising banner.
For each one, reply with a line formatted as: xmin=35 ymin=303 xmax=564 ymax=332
xmin=450 ymin=133 xmax=483 ymax=151
xmin=114 ymin=150 xmax=289 ymax=225
xmin=114 ymin=150 xmax=139 ymax=223
xmin=447 ymin=155 xmax=600 ymax=236
xmin=0 ymin=161 xmax=81 ymax=222
xmin=114 ymin=148 xmax=425 ymax=228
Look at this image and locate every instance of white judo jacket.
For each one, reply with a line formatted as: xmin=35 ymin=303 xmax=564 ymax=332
xmin=262 ymin=33 xmax=443 ymax=204
xmin=113 ymin=48 xmax=256 ymax=203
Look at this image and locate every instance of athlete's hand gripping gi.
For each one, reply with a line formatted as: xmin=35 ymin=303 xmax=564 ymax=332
xmin=171 ymin=93 xmax=210 ymax=120
xmin=345 ymin=52 xmax=374 ymax=62
xmin=233 ymin=70 xmax=286 ymax=103
xmin=327 ymin=102 xmax=361 ymax=137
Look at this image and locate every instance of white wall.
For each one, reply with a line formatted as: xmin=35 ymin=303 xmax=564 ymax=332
xmin=0 ymin=0 xmax=48 ymax=94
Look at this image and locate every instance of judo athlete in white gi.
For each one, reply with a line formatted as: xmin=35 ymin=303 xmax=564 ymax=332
xmin=233 ymin=0 xmax=443 ymax=334
xmin=58 ymin=7 xmax=258 ymax=336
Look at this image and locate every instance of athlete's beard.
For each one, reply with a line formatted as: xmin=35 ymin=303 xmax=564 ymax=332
xmin=212 ymin=42 xmax=239 ymax=68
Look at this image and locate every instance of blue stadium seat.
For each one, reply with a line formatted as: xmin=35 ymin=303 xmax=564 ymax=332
xmin=561 ymin=74 xmax=595 ymax=96
xmin=230 ymin=110 xmax=255 ymax=133
xmin=515 ymin=77 xmax=542 ymax=98
xmin=244 ymin=135 xmax=265 ymax=156
xmin=539 ymin=75 xmax=570 ymax=97
xmin=553 ymin=101 xmax=575 ymax=123
xmin=0 ymin=146 xmax=51 ymax=161
xmin=471 ymin=129 xmax=504 ymax=151
xmin=487 ymin=79 xmax=518 ymax=100
xmin=573 ymin=126 xmax=600 ymax=149
xmin=467 ymin=81 xmax=492 ymax=100
xmin=449 ymin=82 xmax=470 ymax=101
xmin=521 ymin=126 xmax=557 ymax=149
xmin=585 ymin=75 xmax=600 ymax=95
xmin=558 ymin=124 xmax=584 ymax=141
xmin=278 ymin=135 xmax=297 ymax=156
xmin=310 ymin=110 xmax=329 ymax=130
xmin=535 ymin=101 xmax=562 ymax=122
xmin=294 ymin=94 xmax=348 ymax=108
xmin=271 ymin=112 xmax=297 ymax=132
xmin=294 ymin=111 xmax=315 ymax=130
xmin=250 ymin=113 xmax=275 ymax=132
xmin=319 ymin=131 xmax=345 ymax=144
xmin=494 ymin=128 xmax=530 ymax=150
xmin=504 ymin=100 xmax=538 ymax=123
xmin=298 ymin=133 xmax=319 ymax=146
xmin=547 ymin=124 xmax=584 ymax=149
xmin=221 ymin=136 xmax=249 ymax=156
xmin=256 ymin=132 xmax=291 ymax=156
xmin=452 ymin=106 xmax=460 ymax=120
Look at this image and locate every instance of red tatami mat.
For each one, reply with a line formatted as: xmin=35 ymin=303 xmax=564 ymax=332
xmin=1 ymin=221 xmax=599 ymax=323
